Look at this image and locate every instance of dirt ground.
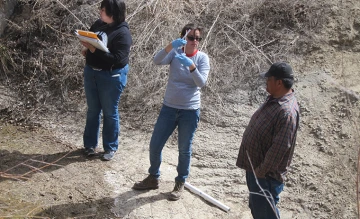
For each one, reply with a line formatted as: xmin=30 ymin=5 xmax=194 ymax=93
xmin=1 ymin=0 xmax=360 ymax=219
xmin=1 ymin=46 xmax=359 ymax=219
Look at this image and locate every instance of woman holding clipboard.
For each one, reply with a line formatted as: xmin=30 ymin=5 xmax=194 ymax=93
xmin=81 ymin=0 xmax=132 ymax=161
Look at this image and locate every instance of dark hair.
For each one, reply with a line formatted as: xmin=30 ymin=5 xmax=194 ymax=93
xmin=180 ymin=23 xmax=204 ymax=38
xmin=275 ymin=77 xmax=294 ymax=89
xmin=100 ymin=0 xmax=126 ymax=23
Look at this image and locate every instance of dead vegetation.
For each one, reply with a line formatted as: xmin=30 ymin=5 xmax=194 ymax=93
xmin=0 ymin=0 xmax=329 ymax=129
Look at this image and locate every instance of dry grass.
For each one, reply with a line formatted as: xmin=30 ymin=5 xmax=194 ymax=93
xmin=0 ymin=0 xmax=328 ymax=128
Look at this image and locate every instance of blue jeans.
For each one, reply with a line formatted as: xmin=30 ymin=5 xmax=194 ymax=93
xmin=246 ymin=171 xmax=284 ymax=219
xmin=148 ymin=105 xmax=200 ymax=182
xmin=83 ymin=64 xmax=128 ymax=152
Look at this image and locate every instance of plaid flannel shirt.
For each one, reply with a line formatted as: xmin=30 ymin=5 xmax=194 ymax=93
xmin=236 ymin=90 xmax=299 ymax=182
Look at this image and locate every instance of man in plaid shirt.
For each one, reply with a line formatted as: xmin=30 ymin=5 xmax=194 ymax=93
xmin=236 ymin=62 xmax=300 ymax=219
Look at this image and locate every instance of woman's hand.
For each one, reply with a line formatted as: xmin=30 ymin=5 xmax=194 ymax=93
xmin=175 ymin=54 xmax=196 ymax=71
xmin=175 ymin=54 xmax=193 ymax=67
xmin=81 ymin=48 xmax=87 ymax=57
xmin=171 ymin=38 xmax=187 ymax=49
xmin=165 ymin=38 xmax=187 ymax=53
xmin=81 ymin=41 xmax=96 ymax=53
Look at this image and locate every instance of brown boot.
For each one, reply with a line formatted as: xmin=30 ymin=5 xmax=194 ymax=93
xmin=132 ymin=175 xmax=159 ymax=190
xmin=168 ymin=181 xmax=185 ymax=201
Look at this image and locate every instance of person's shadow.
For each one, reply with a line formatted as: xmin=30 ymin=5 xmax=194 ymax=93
xmin=35 ymin=189 xmax=168 ymax=218
xmin=0 ymin=148 xmax=93 ymax=182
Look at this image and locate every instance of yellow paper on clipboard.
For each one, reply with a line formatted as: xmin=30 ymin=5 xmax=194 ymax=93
xmin=75 ymin=30 xmax=109 ymax=53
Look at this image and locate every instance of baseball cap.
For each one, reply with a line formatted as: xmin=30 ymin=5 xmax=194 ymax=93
xmin=260 ymin=62 xmax=294 ymax=79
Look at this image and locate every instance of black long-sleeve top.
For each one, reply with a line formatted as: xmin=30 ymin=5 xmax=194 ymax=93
xmin=85 ymin=19 xmax=132 ymax=70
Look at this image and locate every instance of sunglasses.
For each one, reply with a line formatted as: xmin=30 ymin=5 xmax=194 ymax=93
xmin=187 ymin=36 xmax=202 ymax=42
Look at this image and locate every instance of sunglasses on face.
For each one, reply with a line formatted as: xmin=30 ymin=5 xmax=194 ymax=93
xmin=187 ymin=36 xmax=202 ymax=42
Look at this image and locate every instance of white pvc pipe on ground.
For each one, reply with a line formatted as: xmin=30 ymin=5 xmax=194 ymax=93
xmin=184 ymin=182 xmax=231 ymax=212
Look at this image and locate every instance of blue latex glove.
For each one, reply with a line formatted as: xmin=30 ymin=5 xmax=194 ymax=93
xmin=171 ymin=38 xmax=187 ymax=49
xmin=175 ymin=54 xmax=193 ymax=67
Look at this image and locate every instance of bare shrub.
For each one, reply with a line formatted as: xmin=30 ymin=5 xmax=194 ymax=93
xmin=0 ymin=42 xmax=17 ymax=81
xmin=0 ymin=0 xmax=329 ymax=128
xmin=121 ymin=0 xmax=329 ymax=129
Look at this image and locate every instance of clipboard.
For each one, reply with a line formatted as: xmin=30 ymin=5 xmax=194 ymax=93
xmin=75 ymin=30 xmax=109 ymax=53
